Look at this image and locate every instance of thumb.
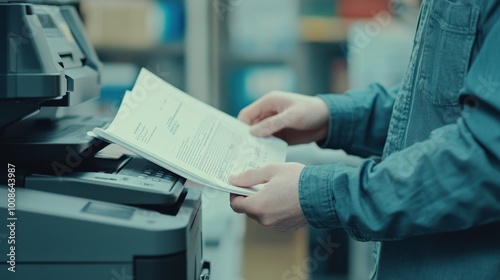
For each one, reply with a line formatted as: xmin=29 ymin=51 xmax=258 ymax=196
xmin=250 ymin=111 xmax=294 ymax=137
xmin=230 ymin=165 xmax=276 ymax=187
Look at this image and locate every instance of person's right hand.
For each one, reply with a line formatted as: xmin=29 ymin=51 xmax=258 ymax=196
xmin=238 ymin=91 xmax=329 ymax=145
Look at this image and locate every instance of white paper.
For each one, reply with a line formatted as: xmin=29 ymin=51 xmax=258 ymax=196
xmin=91 ymin=68 xmax=287 ymax=196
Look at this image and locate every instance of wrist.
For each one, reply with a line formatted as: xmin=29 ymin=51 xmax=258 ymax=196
xmin=313 ymin=97 xmax=330 ymax=141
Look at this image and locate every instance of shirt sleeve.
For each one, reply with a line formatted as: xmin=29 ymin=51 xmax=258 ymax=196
xmin=317 ymin=83 xmax=398 ymax=158
xmin=299 ymin=19 xmax=500 ymax=242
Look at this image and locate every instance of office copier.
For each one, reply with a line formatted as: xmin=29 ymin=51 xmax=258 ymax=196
xmin=0 ymin=1 xmax=209 ymax=279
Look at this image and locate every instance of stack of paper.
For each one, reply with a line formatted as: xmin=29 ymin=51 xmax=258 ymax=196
xmin=90 ymin=68 xmax=287 ymax=196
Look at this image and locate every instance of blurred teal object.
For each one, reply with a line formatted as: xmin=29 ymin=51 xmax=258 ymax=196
xmin=228 ymin=0 xmax=299 ymax=59
xmin=301 ymin=0 xmax=336 ymax=17
xmin=99 ymin=63 xmax=140 ymax=110
xmin=229 ymin=66 xmax=297 ymax=116
xmin=158 ymin=0 xmax=185 ymax=42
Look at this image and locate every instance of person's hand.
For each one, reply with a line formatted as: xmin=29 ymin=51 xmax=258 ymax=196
xmin=238 ymin=91 xmax=329 ymax=145
xmin=229 ymin=163 xmax=308 ymax=231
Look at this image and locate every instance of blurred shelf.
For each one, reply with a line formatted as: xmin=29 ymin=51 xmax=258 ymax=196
xmin=95 ymin=43 xmax=185 ymax=60
xmin=227 ymin=54 xmax=297 ymax=66
xmin=300 ymin=16 xmax=353 ymax=43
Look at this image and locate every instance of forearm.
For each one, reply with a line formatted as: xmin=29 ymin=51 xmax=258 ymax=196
xmin=300 ymin=118 xmax=500 ymax=241
xmin=301 ymin=19 xmax=500 ymax=240
xmin=317 ymin=83 xmax=398 ymax=157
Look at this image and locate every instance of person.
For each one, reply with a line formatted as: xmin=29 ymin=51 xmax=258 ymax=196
xmin=229 ymin=0 xmax=500 ymax=279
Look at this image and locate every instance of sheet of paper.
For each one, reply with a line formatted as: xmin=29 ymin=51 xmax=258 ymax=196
xmin=95 ymin=68 xmax=287 ymax=195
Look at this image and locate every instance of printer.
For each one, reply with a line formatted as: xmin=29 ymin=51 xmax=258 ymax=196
xmin=0 ymin=1 xmax=209 ymax=279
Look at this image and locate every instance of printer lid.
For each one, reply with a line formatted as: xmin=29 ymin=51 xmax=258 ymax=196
xmin=0 ymin=2 xmax=101 ymax=127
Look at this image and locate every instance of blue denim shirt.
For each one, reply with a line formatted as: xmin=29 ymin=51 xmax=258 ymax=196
xmin=299 ymin=0 xmax=500 ymax=279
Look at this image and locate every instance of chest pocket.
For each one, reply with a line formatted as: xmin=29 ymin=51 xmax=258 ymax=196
xmin=419 ymin=0 xmax=479 ymax=106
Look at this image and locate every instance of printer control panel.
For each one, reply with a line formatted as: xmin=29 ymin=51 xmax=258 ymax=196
xmin=24 ymin=153 xmax=185 ymax=206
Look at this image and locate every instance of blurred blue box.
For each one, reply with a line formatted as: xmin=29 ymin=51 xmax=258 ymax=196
xmin=99 ymin=63 xmax=140 ymax=111
xmin=158 ymin=0 xmax=185 ymax=42
xmin=228 ymin=0 xmax=299 ymax=59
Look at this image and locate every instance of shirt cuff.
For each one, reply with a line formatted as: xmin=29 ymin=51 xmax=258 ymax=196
xmin=316 ymin=94 xmax=357 ymax=150
xmin=298 ymin=164 xmax=341 ymax=229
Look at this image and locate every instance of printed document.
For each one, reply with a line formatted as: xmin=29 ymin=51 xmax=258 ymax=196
xmin=90 ymin=68 xmax=287 ymax=196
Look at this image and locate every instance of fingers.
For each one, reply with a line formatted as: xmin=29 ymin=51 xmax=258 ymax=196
xmin=229 ymin=165 xmax=278 ymax=215
xmin=229 ymin=163 xmax=307 ymax=231
xmin=238 ymin=91 xmax=300 ymax=137
xmin=237 ymin=99 xmax=275 ymax=125
xmin=249 ymin=111 xmax=293 ymax=137
xmin=230 ymin=193 xmax=261 ymax=221
xmin=230 ymin=165 xmax=277 ymax=187
xmin=229 ymin=165 xmax=276 ymax=214
xmin=237 ymin=91 xmax=288 ymax=125
xmin=230 ymin=194 xmax=248 ymax=214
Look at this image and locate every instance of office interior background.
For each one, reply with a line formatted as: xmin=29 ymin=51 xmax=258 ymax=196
xmin=79 ymin=0 xmax=420 ymax=279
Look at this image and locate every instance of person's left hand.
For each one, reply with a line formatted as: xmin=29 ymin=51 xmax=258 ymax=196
xmin=229 ymin=163 xmax=308 ymax=231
